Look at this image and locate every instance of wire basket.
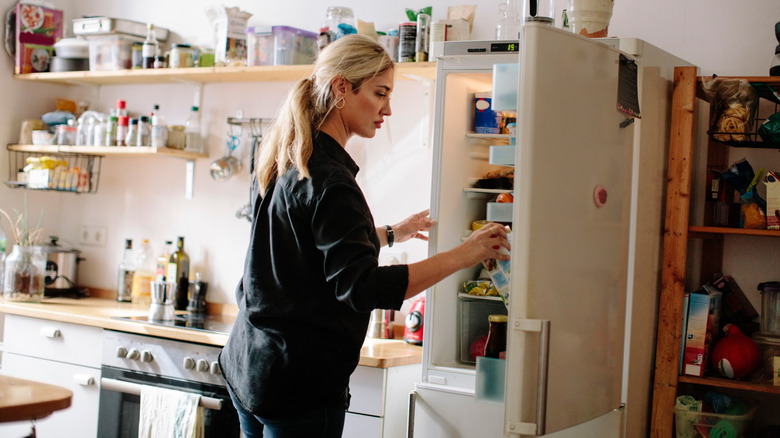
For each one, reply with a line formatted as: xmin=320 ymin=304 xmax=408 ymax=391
xmin=707 ymin=82 xmax=780 ymax=148
xmin=5 ymin=149 xmax=101 ymax=193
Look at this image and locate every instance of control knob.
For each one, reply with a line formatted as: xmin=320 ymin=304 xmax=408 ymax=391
xmin=115 ymin=346 xmax=128 ymax=358
xmin=210 ymin=361 xmax=221 ymax=375
xmin=140 ymin=350 xmax=153 ymax=363
xmin=126 ymin=348 xmax=140 ymax=360
xmin=196 ymin=359 xmax=209 ymax=372
xmin=183 ymin=357 xmax=196 ymax=370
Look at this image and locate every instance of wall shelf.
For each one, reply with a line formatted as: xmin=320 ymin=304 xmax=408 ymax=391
xmin=12 ymin=62 xmax=438 ymax=86
xmin=8 ymin=144 xmax=207 ymax=159
xmin=678 ymin=375 xmax=780 ymax=395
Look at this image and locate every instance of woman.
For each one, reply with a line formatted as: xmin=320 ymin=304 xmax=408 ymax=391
xmin=219 ymin=34 xmax=510 ymax=438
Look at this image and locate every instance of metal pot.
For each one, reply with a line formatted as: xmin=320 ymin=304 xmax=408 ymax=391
xmin=40 ymin=236 xmax=83 ymax=290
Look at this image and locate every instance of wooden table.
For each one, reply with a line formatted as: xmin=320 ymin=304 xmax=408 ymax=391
xmin=0 ymin=375 xmax=72 ymax=423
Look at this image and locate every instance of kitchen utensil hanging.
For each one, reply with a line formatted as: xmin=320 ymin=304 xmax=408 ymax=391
xmin=209 ymin=121 xmax=243 ymax=182
xmin=235 ymin=118 xmax=262 ymax=221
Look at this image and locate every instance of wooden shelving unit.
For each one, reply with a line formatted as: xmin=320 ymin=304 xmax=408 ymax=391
xmin=650 ymin=67 xmax=780 ymax=436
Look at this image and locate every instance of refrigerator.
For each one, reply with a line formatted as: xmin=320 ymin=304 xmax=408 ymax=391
xmin=410 ymin=23 xmax=690 ymax=437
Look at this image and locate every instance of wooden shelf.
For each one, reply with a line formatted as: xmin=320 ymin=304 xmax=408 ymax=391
xmin=679 ymin=375 xmax=780 ymax=395
xmin=12 ymin=62 xmax=438 ymax=86
xmin=689 ymin=225 xmax=780 ymax=238
xmin=8 ymin=144 xmax=207 ymax=159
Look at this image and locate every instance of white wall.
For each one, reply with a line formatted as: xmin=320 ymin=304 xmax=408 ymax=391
xmin=0 ymin=0 xmax=778 ymax=307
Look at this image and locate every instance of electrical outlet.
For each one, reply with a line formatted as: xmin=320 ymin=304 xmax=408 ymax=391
xmin=79 ymin=225 xmax=107 ymax=247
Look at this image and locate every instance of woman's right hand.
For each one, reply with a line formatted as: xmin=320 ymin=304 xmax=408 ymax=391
xmin=453 ymin=222 xmax=511 ymax=269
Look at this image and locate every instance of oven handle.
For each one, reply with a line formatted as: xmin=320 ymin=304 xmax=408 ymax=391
xmin=100 ymin=378 xmax=223 ymax=411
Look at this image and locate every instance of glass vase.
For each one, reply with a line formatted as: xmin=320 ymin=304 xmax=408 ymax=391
xmin=3 ymin=245 xmax=46 ymax=302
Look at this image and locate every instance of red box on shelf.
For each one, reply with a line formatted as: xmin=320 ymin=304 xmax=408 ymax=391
xmin=14 ymin=3 xmax=63 ymax=74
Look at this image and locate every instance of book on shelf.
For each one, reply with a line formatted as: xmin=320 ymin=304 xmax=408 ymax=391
xmin=679 ymin=292 xmax=690 ymax=375
xmin=681 ymin=285 xmax=722 ymax=377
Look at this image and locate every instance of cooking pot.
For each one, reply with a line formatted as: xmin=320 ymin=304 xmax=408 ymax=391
xmin=40 ymin=236 xmax=83 ymax=291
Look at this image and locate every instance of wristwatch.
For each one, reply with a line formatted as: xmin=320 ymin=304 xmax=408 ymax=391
xmin=384 ymin=225 xmax=394 ymax=247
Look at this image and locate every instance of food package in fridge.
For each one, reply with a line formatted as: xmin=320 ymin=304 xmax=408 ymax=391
xmin=481 ymin=229 xmax=511 ymax=308
xmin=14 ymin=3 xmax=64 ymax=74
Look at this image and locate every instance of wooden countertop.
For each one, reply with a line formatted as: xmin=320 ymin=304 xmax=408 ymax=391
xmin=0 ymin=375 xmax=72 ymax=423
xmin=0 ymin=297 xmax=422 ymax=368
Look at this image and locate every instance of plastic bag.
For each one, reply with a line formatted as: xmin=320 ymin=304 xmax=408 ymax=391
xmin=722 ymin=159 xmax=767 ymax=229
xmin=701 ymin=76 xmax=758 ymax=142
xmin=759 ymin=111 xmax=780 ymax=143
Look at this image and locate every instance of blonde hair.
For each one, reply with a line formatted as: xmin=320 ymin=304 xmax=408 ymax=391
xmin=254 ymin=34 xmax=394 ymax=195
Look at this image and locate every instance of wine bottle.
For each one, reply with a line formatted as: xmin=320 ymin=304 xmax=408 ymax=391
xmin=167 ymin=236 xmax=190 ymax=310
xmin=116 ymin=239 xmax=135 ymax=302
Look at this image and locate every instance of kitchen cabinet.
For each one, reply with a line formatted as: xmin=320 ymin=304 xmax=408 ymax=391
xmin=0 ymin=314 xmax=102 ymax=437
xmin=343 ymin=363 xmax=420 ymax=438
xmin=649 ymin=67 xmax=780 ymax=437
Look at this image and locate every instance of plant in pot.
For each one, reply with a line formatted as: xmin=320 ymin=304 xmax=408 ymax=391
xmin=0 ymin=201 xmax=46 ymax=302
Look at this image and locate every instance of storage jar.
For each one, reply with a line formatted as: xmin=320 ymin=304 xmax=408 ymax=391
xmin=3 ymin=245 xmax=46 ymax=302
xmin=759 ymin=281 xmax=780 ymax=335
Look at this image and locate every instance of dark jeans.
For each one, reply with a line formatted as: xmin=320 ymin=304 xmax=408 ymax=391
xmin=227 ymin=385 xmax=346 ymax=438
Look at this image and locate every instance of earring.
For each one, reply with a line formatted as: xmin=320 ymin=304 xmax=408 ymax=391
xmin=335 ymin=97 xmax=345 ymax=109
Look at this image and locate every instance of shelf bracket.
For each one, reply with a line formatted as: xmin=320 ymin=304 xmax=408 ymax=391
xmin=185 ymin=159 xmax=194 ymax=199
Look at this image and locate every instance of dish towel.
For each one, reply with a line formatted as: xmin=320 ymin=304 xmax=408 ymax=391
xmin=138 ymin=385 xmax=204 ymax=438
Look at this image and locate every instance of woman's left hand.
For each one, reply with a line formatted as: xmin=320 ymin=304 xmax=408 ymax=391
xmin=393 ymin=209 xmax=437 ymax=243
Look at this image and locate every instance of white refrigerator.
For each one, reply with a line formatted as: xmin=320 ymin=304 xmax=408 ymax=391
xmin=410 ymin=23 xmax=689 ymax=437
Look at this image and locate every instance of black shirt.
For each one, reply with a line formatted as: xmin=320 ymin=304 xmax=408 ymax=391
xmin=220 ymin=132 xmax=409 ymax=418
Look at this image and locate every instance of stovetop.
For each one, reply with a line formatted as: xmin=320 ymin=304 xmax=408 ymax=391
xmin=114 ymin=313 xmax=235 ymax=335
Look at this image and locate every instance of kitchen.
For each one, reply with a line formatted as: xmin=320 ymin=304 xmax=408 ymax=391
xmin=0 ymin=0 xmax=778 ymax=437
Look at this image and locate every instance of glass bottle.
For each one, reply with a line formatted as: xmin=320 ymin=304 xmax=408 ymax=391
xmin=484 ymin=314 xmax=508 ymax=358
xmin=3 ymin=245 xmax=46 ymax=303
xmin=155 ymin=240 xmax=173 ymax=281
xmin=496 ymin=0 xmax=522 ymax=40
xmin=137 ymin=115 xmax=151 ymax=146
xmin=142 ymin=23 xmax=158 ymax=69
xmin=117 ymin=115 xmax=129 ymax=146
xmin=184 ymin=106 xmax=202 ymax=153
xmin=167 ymin=236 xmax=190 ymax=310
xmin=116 ymin=239 xmax=135 ymax=302
xmin=131 ymin=239 xmax=155 ymax=305
xmin=125 ymin=118 xmax=139 ymax=146
xmin=105 ymin=116 xmax=118 ymax=146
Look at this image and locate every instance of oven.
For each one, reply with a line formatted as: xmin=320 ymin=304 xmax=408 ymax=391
xmin=97 ymin=323 xmax=240 ymax=437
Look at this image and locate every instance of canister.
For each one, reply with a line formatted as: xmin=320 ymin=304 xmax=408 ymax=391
xmin=170 ymin=44 xmax=194 ymax=68
xmin=752 ymin=332 xmax=780 ymax=383
xmin=759 ymin=281 xmax=780 ymax=335
xmin=398 ymin=22 xmax=416 ymax=63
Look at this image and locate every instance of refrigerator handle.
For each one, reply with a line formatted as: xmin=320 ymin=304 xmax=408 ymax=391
xmin=407 ymin=390 xmax=417 ymax=438
xmin=507 ymin=319 xmax=551 ymax=436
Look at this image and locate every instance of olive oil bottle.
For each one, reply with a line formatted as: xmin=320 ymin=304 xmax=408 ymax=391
xmin=166 ymin=236 xmax=190 ymax=310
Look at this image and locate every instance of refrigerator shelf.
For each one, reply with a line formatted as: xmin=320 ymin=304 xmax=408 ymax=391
xmin=465 ymin=132 xmax=512 ymax=141
xmin=457 ymin=292 xmax=504 ymax=302
xmin=463 ymin=187 xmax=512 ymax=199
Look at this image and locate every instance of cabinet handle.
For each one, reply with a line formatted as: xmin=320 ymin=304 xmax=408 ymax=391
xmin=100 ymin=378 xmax=223 ymax=410
xmin=506 ymin=319 xmax=550 ymax=436
xmin=40 ymin=326 xmax=61 ymax=338
xmin=407 ymin=390 xmax=417 ymax=438
xmin=73 ymin=373 xmax=95 ymax=386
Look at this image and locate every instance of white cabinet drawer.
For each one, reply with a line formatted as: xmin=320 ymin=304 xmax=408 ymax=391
xmin=343 ymin=412 xmax=382 ymax=438
xmin=3 ymin=314 xmax=102 ymax=368
xmin=349 ymin=366 xmax=385 ymax=417
xmin=0 ymin=353 xmax=100 ymax=438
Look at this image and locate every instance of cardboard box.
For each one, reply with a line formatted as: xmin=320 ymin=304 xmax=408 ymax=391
xmin=14 ymin=3 xmax=63 ymax=74
xmin=213 ymin=6 xmax=252 ymax=64
xmin=682 ymin=286 xmax=722 ymax=377
xmin=763 ymin=170 xmax=780 ymax=229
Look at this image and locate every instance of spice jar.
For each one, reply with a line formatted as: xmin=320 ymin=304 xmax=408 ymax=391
xmin=484 ymin=314 xmax=508 ymax=358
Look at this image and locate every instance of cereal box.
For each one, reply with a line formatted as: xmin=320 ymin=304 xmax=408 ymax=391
xmin=14 ymin=3 xmax=63 ymax=74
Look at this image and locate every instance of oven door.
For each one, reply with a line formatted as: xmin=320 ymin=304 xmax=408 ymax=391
xmin=98 ymin=366 xmax=240 ymax=437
